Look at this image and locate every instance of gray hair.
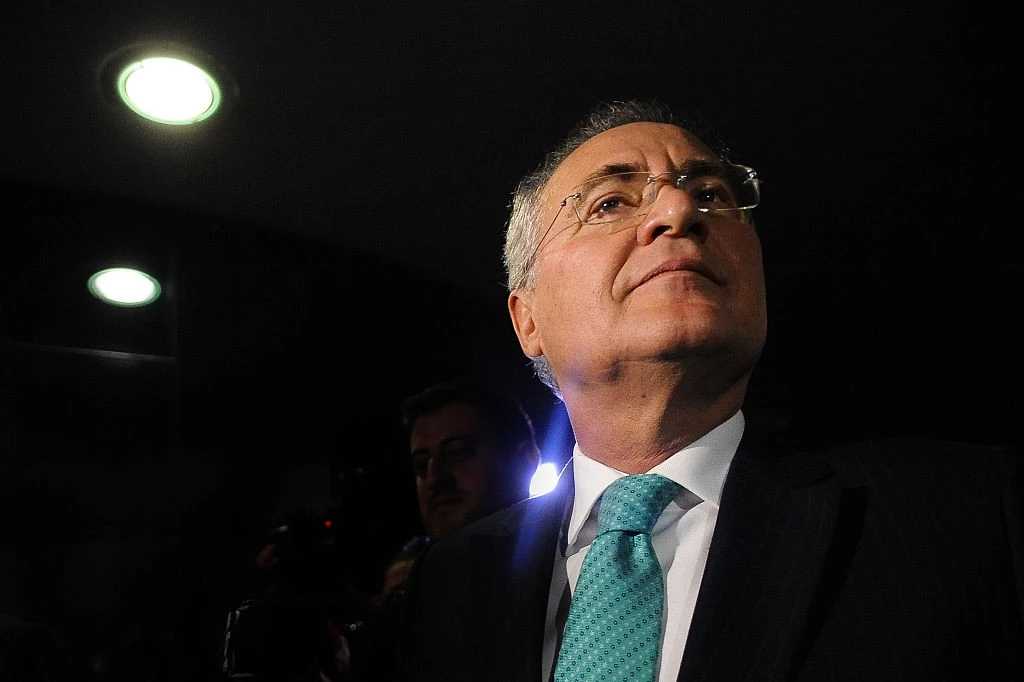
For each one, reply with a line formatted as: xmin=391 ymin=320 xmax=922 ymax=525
xmin=502 ymin=99 xmax=727 ymax=398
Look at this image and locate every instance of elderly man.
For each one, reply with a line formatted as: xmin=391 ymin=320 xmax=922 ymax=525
xmin=394 ymin=99 xmax=1023 ymax=682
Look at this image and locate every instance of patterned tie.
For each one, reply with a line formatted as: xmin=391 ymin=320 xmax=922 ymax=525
xmin=555 ymin=473 xmax=682 ymax=682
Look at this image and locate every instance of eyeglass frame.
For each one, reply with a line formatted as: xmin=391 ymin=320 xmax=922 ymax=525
xmin=526 ymin=161 xmax=760 ymax=271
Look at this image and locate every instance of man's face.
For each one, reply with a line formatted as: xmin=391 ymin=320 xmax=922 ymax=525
xmin=509 ymin=122 xmax=767 ymax=394
xmin=410 ymin=402 xmax=526 ymax=539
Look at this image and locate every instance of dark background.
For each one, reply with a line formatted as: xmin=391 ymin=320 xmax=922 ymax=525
xmin=1 ymin=1 xmax=1018 ymax=679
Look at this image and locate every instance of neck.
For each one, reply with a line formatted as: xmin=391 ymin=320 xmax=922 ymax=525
xmin=561 ymin=362 xmax=749 ymax=474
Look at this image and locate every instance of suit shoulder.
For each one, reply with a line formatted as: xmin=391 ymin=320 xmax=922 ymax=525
xmin=417 ymin=489 xmax=565 ymax=560
xmin=817 ymin=436 xmax=1018 ymax=464
xmin=808 ymin=437 xmax=1021 ymax=493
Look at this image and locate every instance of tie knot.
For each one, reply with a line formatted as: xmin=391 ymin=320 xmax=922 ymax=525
xmin=596 ymin=474 xmax=682 ymax=534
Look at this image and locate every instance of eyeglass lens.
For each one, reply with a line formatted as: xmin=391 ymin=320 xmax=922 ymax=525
xmin=572 ymin=166 xmax=758 ymax=227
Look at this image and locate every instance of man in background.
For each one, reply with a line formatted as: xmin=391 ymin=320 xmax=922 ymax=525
xmin=403 ymin=378 xmax=542 ymax=542
xmin=224 ymin=378 xmax=543 ymax=681
xmin=346 ymin=378 xmax=543 ymax=681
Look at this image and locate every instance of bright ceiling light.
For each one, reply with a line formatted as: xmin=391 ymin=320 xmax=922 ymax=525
xmin=88 ymin=267 xmax=162 ymax=307
xmin=116 ymin=56 xmax=222 ymax=125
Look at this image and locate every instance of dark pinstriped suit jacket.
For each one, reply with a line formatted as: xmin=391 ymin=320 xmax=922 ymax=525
xmin=394 ymin=437 xmax=1024 ymax=681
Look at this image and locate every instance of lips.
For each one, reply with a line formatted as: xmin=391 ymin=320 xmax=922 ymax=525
xmin=637 ymin=258 xmax=719 ymax=289
xmin=428 ymin=492 xmax=463 ymax=511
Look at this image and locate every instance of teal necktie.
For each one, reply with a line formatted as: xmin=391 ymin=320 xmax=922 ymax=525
xmin=555 ymin=473 xmax=682 ymax=682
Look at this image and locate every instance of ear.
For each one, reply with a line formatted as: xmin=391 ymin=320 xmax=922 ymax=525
xmin=508 ymin=289 xmax=543 ymax=358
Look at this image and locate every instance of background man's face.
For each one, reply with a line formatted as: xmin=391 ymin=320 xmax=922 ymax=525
xmin=410 ymin=402 xmax=524 ymax=539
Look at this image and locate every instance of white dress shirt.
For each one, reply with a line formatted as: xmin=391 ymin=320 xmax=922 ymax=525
xmin=554 ymin=410 xmax=743 ymax=682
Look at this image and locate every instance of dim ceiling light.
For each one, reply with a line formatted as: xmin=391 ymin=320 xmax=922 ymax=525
xmin=116 ymin=56 xmax=222 ymax=125
xmin=88 ymin=267 xmax=162 ymax=307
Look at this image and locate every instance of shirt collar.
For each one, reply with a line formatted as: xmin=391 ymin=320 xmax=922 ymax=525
xmin=565 ymin=409 xmax=744 ymax=547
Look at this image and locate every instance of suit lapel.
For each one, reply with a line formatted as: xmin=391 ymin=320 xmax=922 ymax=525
xmin=679 ymin=442 xmax=846 ymax=682
xmin=467 ymin=479 xmax=568 ymax=681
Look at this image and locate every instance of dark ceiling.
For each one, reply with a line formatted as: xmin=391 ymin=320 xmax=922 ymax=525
xmin=0 ymin=1 xmax=1017 ymax=679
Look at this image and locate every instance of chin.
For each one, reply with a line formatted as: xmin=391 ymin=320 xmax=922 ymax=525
xmin=430 ymin=512 xmax=465 ymax=538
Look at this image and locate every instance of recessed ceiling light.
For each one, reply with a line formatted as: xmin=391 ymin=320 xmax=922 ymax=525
xmin=116 ymin=56 xmax=221 ymax=125
xmin=100 ymin=43 xmax=237 ymax=126
xmin=88 ymin=267 xmax=162 ymax=307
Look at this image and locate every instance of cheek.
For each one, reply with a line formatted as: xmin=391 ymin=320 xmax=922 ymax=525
xmin=743 ymin=244 xmax=766 ymax=297
xmin=537 ymin=264 xmax=598 ymax=329
xmin=728 ymin=240 xmax=768 ymax=328
xmin=547 ymin=239 xmax=586 ymax=278
xmin=719 ymin=229 xmax=765 ymax=286
xmin=453 ymin=461 xmax=490 ymax=492
xmin=543 ymin=237 xmax=623 ymax=301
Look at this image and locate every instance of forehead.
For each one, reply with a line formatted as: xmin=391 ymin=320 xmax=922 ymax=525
xmin=546 ymin=121 xmax=716 ymax=197
xmin=409 ymin=402 xmax=489 ymax=448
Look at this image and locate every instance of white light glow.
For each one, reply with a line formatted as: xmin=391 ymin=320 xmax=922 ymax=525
xmin=529 ymin=462 xmax=559 ymax=497
xmin=117 ymin=57 xmax=221 ymax=125
xmin=88 ymin=268 xmax=161 ymax=306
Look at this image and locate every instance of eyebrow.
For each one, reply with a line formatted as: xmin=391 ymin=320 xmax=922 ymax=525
xmin=570 ymin=157 xmax=728 ymax=193
xmin=571 ymin=161 xmax=647 ymax=194
xmin=410 ymin=434 xmax=474 ymax=457
xmin=676 ymin=158 xmax=732 ymax=178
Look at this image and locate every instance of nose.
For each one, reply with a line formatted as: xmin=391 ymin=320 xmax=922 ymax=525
xmin=635 ymin=182 xmax=704 ymax=245
xmin=424 ymin=453 xmax=455 ymax=487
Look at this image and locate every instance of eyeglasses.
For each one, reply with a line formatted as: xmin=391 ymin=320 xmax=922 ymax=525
xmin=524 ymin=161 xmax=761 ymax=274
xmin=561 ymin=162 xmax=759 ymax=232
